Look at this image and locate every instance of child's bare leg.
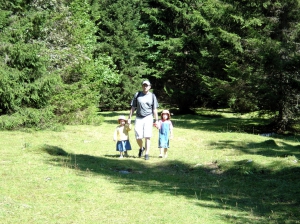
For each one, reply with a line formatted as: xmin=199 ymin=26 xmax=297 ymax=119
xmin=159 ymin=148 xmax=163 ymax=158
xmin=164 ymin=148 xmax=168 ymax=158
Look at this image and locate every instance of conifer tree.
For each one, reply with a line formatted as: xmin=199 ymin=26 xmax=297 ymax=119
xmin=92 ymin=0 xmax=147 ymax=110
xmin=141 ymin=0 xmax=229 ymax=112
xmin=220 ymin=0 xmax=300 ymax=131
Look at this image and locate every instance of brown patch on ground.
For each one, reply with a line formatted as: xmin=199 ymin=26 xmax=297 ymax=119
xmin=205 ymin=161 xmax=224 ymax=175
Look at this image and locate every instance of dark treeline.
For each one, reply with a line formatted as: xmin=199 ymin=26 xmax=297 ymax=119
xmin=0 ymin=0 xmax=300 ymax=132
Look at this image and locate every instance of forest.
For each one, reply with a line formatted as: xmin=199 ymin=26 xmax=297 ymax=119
xmin=0 ymin=0 xmax=300 ymax=132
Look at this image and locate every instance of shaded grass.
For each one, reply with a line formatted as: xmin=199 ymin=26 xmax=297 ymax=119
xmin=41 ymin=146 xmax=300 ymax=223
xmin=1 ymin=110 xmax=300 ymax=223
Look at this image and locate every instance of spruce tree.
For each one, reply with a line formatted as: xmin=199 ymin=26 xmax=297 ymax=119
xmin=141 ymin=0 xmax=229 ymax=112
xmin=92 ymin=0 xmax=147 ymax=110
xmin=221 ymin=0 xmax=300 ymax=131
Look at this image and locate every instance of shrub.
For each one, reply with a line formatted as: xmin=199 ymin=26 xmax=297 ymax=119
xmin=0 ymin=107 xmax=55 ymax=130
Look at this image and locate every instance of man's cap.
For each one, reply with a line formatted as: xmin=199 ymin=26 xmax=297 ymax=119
xmin=142 ymin=80 xmax=151 ymax=86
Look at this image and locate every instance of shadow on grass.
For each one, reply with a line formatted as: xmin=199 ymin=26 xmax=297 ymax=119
xmin=99 ymin=111 xmax=124 ymax=125
xmin=207 ymin=138 xmax=300 ymax=158
xmin=171 ymin=115 xmax=273 ymax=135
xmin=101 ymin=111 xmax=274 ymax=136
xmin=41 ymin=144 xmax=300 ymax=223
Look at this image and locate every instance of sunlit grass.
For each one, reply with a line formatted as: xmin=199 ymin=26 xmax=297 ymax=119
xmin=0 ymin=110 xmax=299 ymax=223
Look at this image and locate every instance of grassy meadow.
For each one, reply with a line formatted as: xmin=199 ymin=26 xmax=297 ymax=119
xmin=1 ymin=110 xmax=300 ymax=223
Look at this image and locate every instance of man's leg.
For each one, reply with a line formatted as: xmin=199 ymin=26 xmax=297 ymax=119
xmin=145 ymin=137 xmax=151 ymax=154
xmin=144 ymin=137 xmax=151 ymax=160
xmin=135 ymin=117 xmax=145 ymax=157
xmin=136 ymin=138 xmax=143 ymax=149
xmin=136 ymin=138 xmax=144 ymax=157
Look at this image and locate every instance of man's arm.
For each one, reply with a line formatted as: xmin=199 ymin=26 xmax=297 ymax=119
xmin=153 ymin=108 xmax=159 ymax=125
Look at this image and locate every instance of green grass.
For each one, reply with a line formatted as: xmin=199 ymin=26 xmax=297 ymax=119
xmin=1 ymin=111 xmax=300 ymax=223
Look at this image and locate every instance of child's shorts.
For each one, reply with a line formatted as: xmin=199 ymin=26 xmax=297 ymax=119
xmin=116 ymin=140 xmax=132 ymax=152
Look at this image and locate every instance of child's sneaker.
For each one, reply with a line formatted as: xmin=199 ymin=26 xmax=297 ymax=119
xmin=119 ymin=155 xmax=124 ymax=158
xmin=159 ymin=154 xmax=163 ymax=158
xmin=145 ymin=154 xmax=149 ymax=160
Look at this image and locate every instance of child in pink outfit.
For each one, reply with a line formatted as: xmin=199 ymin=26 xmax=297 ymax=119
xmin=113 ymin=115 xmax=132 ymax=158
xmin=155 ymin=110 xmax=173 ymax=158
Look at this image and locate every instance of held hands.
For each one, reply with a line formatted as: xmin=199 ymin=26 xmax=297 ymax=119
xmin=127 ymin=118 xmax=131 ymax=124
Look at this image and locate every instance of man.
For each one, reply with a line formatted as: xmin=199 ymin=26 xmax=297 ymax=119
xmin=128 ymin=80 xmax=159 ymax=160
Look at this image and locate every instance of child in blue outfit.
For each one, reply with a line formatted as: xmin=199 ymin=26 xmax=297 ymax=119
xmin=156 ymin=110 xmax=173 ymax=158
xmin=113 ymin=115 xmax=132 ymax=158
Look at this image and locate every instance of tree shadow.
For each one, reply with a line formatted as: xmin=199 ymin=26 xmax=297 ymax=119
xmin=100 ymin=111 xmax=125 ymax=124
xmin=207 ymin=138 xmax=300 ymax=158
xmin=171 ymin=115 xmax=272 ymax=134
xmin=246 ymin=140 xmax=300 ymax=157
xmin=41 ymin=144 xmax=300 ymax=223
xmin=100 ymin=111 xmax=298 ymax=143
xmin=100 ymin=110 xmax=300 ymax=140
